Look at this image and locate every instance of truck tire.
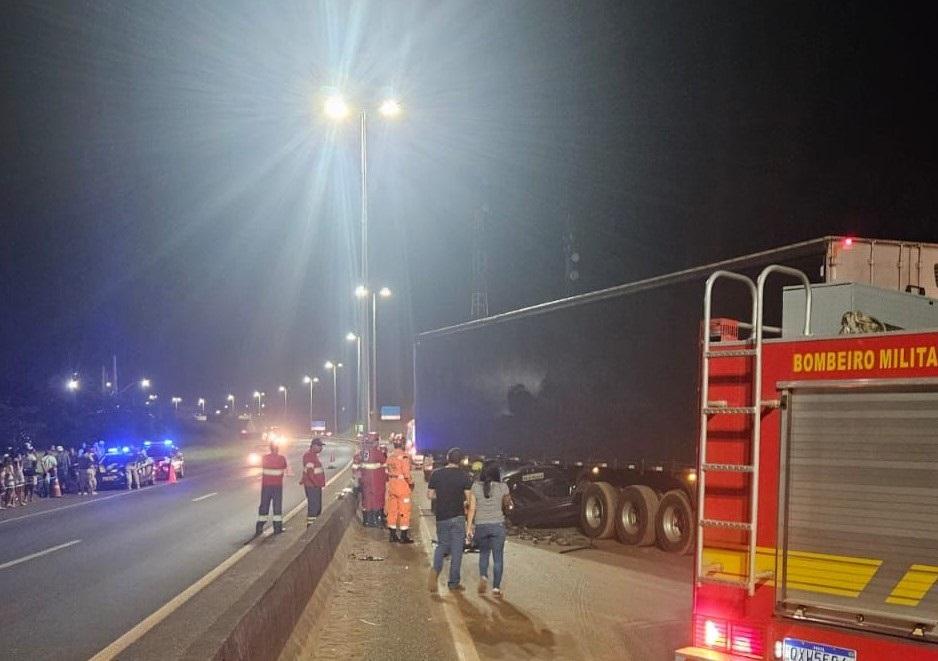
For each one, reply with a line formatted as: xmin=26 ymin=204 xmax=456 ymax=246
xmin=655 ymin=490 xmax=694 ymax=554
xmin=615 ymin=485 xmax=659 ymax=546
xmin=579 ymin=482 xmax=617 ymax=539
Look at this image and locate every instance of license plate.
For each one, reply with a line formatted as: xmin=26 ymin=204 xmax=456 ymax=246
xmin=783 ymin=638 xmax=856 ymax=661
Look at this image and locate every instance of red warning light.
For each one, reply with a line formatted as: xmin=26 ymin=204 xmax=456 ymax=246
xmin=843 ymin=237 xmax=854 ymax=248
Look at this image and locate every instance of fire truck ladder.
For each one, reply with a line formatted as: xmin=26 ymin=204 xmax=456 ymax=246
xmin=697 ymin=266 xmax=811 ymax=596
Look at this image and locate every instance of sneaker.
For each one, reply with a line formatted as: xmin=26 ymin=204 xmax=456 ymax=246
xmin=492 ymin=588 xmax=503 ymax=598
xmin=428 ymin=569 xmax=440 ymax=593
xmin=478 ymin=578 xmax=488 ymax=594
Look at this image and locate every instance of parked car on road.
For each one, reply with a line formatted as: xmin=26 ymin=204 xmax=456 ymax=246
xmin=145 ymin=441 xmax=185 ymax=479
xmin=97 ymin=452 xmax=155 ymax=489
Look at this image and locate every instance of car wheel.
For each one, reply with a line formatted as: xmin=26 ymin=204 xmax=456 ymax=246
xmin=615 ymin=485 xmax=659 ymax=546
xmin=579 ymin=481 xmax=617 ymax=539
xmin=655 ymin=490 xmax=694 ymax=554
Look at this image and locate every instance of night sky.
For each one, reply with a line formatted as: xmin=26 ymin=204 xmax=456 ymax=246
xmin=2 ymin=2 xmax=937 ymax=410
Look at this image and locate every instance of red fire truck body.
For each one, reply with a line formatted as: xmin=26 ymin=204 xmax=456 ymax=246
xmin=678 ymin=269 xmax=938 ymax=660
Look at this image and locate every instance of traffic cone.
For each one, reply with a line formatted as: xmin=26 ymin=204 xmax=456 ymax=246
xmin=167 ymin=462 xmax=177 ymax=484
xmin=51 ymin=476 xmax=62 ymax=498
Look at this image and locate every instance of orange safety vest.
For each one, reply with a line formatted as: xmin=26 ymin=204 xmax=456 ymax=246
xmin=261 ymin=453 xmax=287 ymax=487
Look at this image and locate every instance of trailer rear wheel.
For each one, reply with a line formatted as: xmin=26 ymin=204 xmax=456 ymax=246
xmin=615 ymin=485 xmax=659 ymax=546
xmin=579 ymin=482 xmax=617 ymax=539
xmin=655 ymin=490 xmax=694 ymax=554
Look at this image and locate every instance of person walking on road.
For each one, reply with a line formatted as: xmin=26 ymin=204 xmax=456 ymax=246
xmin=22 ymin=446 xmax=37 ymax=503
xmin=427 ymin=448 xmax=473 ymax=592
xmin=56 ymin=446 xmax=71 ymax=494
xmin=385 ymin=436 xmax=415 ymax=544
xmin=467 ymin=461 xmax=513 ymax=597
xmin=300 ymin=438 xmax=326 ymax=527
xmin=255 ymin=441 xmax=288 ymax=536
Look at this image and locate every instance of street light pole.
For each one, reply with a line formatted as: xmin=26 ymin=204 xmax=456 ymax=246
xmin=346 ymin=332 xmax=362 ymax=430
xmin=278 ymin=385 xmax=288 ymax=415
xmin=303 ymin=375 xmax=319 ymax=431
xmin=324 ymin=362 xmax=343 ymax=434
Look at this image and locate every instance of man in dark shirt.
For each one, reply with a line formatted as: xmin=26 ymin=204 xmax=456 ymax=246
xmin=427 ymin=448 xmax=473 ymax=592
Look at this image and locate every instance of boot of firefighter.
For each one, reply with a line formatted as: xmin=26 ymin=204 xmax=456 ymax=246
xmin=399 ymin=529 xmax=415 ymax=545
xmin=389 ymin=528 xmax=400 ymax=543
xmin=254 ymin=520 xmax=264 ymax=537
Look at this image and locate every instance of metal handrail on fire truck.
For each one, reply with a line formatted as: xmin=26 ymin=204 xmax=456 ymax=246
xmin=698 ymin=266 xmax=811 ymax=596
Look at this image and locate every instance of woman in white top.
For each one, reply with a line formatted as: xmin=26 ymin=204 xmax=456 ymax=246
xmin=466 ymin=461 xmax=513 ymax=596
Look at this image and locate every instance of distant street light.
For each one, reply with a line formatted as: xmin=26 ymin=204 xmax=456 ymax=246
xmin=326 ymin=92 xmax=402 ymax=434
xmin=324 ymin=361 xmax=343 ymax=434
xmin=198 ymin=398 xmax=206 ymax=414
xmin=302 ymin=375 xmax=319 ymax=431
xmin=354 ymin=285 xmax=392 ymax=430
xmin=66 ymin=378 xmax=80 ymax=392
xmin=171 ymin=396 xmax=182 ymax=410
xmin=346 ymin=332 xmax=363 ymax=428
xmin=278 ymin=385 xmax=288 ymax=414
xmin=253 ymin=391 xmax=262 ymax=416
xmin=227 ymin=393 xmax=235 ymax=414
xmin=140 ymin=379 xmax=151 ymax=390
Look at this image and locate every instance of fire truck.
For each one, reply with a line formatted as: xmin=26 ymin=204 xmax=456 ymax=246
xmin=677 ymin=259 xmax=938 ymax=660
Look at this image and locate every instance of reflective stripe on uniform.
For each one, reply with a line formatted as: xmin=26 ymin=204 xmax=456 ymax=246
xmin=403 ymin=498 xmax=411 ymax=503
xmin=361 ymin=462 xmax=383 ymax=469
xmin=257 ymin=515 xmax=267 ymax=522
xmin=273 ymin=515 xmax=282 ymax=522
xmin=351 ymin=463 xmax=360 ymax=469
xmin=313 ymin=467 xmax=324 ymax=474
xmin=399 ymin=526 xmax=409 ymax=531
xmin=262 ymin=469 xmax=284 ymax=476
xmin=305 ymin=463 xmax=315 ymax=469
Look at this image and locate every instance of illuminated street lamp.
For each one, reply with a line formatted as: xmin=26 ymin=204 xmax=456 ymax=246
xmin=302 ymin=375 xmax=319 ymax=431
xmin=197 ymin=398 xmax=206 ymax=414
xmin=171 ymin=396 xmax=182 ymax=410
xmin=227 ymin=393 xmax=235 ymax=414
xmin=278 ymin=385 xmax=288 ymax=414
xmin=253 ymin=391 xmax=262 ymax=416
xmin=66 ymin=378 xmax=80 ymax=392
xmin=346 ymin=332 xmax=363 ymax=428
xmin=140 ymin=378 xmax=151 ymax=390
xmin=354 ymin=285 xmax=392 ymax=430
xmin=324 ymin=361 xmax=343 ymax=434
xmin=326 ymin=93 xmax=402 ymax=433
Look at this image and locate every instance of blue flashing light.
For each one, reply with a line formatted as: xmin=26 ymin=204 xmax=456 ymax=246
xmin=163 ymin=439 xmax=174 ymax=446
xmin=121 ymin=446 xmax=130 ymax=453
xmin=143 ymin=441 xmax=151 ymax=446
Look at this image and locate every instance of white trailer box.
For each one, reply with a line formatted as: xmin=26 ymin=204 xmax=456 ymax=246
xmin=824 ymin=237 xmax=938 ymax=298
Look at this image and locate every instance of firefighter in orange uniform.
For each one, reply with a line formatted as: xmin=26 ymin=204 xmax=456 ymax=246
xmin=255 ymin=441 xmax=288 ymax=536
xmin=385 ymin=435 xmax=415 ymax=543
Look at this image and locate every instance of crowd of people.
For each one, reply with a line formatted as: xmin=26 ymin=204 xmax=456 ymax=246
xmin=1 ymin=440 xmax=112 ymax=509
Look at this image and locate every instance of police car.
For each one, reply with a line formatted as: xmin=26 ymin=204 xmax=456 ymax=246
xmin=97 ymin=448 xmax=156 ymax=489
xmin=144 ymin=440 xmax=185 ymax=479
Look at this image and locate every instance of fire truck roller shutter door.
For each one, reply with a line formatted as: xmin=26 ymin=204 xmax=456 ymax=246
xmin=579 ymin=482 xmax=618 ymax=539
xmin=615 ymin=485 xmax=660 ymax=546
xmin=655 ymin=490 xmax=694 ymax=554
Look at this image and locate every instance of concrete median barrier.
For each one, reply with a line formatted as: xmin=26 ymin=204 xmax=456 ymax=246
xmin=196 ymin=494 xmax=356 ymax=661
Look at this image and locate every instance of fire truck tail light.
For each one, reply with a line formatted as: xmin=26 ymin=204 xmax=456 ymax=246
xmin=694 ymin=616 xmax=763 ymax=658
xmin=730 ymin=623 xmax=764 ymax=658
xmin=705 ymin=619 xmax=726 ymax=647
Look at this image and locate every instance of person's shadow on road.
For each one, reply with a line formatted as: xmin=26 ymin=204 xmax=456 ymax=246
xmin=451 ymin=592 xmax=562 ymax=659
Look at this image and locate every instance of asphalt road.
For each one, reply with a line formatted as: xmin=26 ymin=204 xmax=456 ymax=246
xmin=0 ymin=436 xmax=353 ymax=661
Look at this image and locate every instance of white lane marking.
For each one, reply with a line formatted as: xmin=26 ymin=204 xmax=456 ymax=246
xmin=89 ymin=447 xmax=354 ymax=661
xmin=0 ymin=483 xmax=172 ymax=527
xmin=417 ymin=490 xmax=482 ymax=661
xmin=0 ymin=539 xmax=82 ymax=570
xmin=191 ymin=492 xmax=218 ymax=502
